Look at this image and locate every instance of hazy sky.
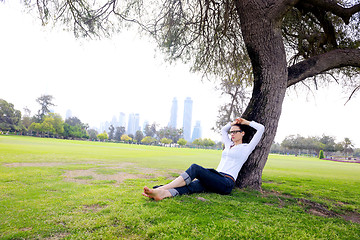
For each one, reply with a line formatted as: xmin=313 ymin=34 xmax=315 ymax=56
xmin=1 ymin=2 xmax=360 ymax=147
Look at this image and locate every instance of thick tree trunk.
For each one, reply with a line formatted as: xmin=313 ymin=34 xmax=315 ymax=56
xmin=234 ymin=1 xmax=288 ymax=190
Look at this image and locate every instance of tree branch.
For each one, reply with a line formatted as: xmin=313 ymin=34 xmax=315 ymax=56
xmin=302 ymin=0 xmax=360 ymax=24
xmin=287 ymin=49 xmax=360 ymax=87
xmin=345 ymin=85 xmax=360 ymax=105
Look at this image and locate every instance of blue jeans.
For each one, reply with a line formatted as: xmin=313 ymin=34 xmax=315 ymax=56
xmin=171 ymin=164 xmax=235 ymax=196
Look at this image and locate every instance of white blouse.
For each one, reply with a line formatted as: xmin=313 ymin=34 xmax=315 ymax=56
xmin=216 ymin=121 xmax=265 ymax=180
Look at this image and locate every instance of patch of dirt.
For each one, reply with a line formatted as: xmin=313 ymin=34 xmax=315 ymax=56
xmin=308 ymin=209 xmax=328 ymax=218
xmin=62 ymin=169 xmax=143 ymax=184
xmin=261 ymin=190 xmax=292 ymax=208
xmin=4 ymin=161 xmax=182 ymax=185
xmin=44 ymin=232 xmax=71 ymax=240
xmin=196 ymin=197 xmax=209 ymax=202
xmin=263 ymin=189 xmax=292 ymax=198
xmin=83 ymin=204 xmax=107 ymax=212
xmin=2 ymin=161 xmax=117 ymax=167
xmin=3 ymin=162 xmax=136 ymax=168
xmin=262 ymin=190 xmax=360 ymax=224
xmin=342 ymin=213 xmax=360 ymax=224
xmin=103 ymin=162 xmax=137 ymax=168
xmin=4 ymin=162 xmax=67 ymax=167
xmin=299 ymin=198 xmax=360 ymax=224
xmin=62 ymin=164 xmax=181 ymax=185
xmin=19 ymin=227 xmax=32 ymax=232
xmin=298 ymin=198 xmax=338 ymax=218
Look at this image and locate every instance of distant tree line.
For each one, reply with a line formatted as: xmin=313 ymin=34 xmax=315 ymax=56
xmin=103 ymin=122 xmax=218 ymax=149
xmin=1 ymin=96 xmax=89 ymax=139
xmin=4 ymin=96 xmax=358 ymax=154
xmin=271 ymin=134 xmax=359 ymax=158
xmin=0 ymin=96 xmax=219 ymax=149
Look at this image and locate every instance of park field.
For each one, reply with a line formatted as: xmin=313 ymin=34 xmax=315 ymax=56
xmin=0 ymin=135 xmax=359 ymax=239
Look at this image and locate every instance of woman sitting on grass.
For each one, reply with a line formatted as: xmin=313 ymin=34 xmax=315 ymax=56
xmin=142 ymin=118 xmax=265 ymax=201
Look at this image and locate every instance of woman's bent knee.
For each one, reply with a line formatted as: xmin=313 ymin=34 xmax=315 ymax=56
xmin=190 ymin=163 xmax=200 ymax=168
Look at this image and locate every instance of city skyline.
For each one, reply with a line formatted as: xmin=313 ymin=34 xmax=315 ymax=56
xmin=95 ymin=96 xmax=202 ymax=141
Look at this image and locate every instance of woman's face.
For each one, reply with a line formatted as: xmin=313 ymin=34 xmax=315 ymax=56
xmin=230 ymin=125 xmax=244 ymax=143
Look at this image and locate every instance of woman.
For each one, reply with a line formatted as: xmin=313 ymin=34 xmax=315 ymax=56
xmin=142 ymin=118 xmax=265 ymax=201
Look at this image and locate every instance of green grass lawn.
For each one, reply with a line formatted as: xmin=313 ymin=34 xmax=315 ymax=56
xmin=0 ymin=135 xmax=359 ymax=239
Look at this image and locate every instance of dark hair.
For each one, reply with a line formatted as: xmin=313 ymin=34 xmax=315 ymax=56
xmin=233 ymin=124 xmax=255 ymax=144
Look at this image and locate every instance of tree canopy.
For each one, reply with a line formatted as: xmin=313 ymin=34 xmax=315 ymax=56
xmin=0 ymin=99 xmax=22 ymax=132
xmin=35 ymin=94 xmax=55 ymax=121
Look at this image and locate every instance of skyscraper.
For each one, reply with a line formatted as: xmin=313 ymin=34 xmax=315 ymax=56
xmin=119 ymin=112 xmax=126 ymax=127
xmin=134 ymin=113 xmax=140 ymax=132
xmin=191 ymin=121 xmax=202 ymax=142
xmin=127 ymin=113 xmax=140 ymax=135
xmin=182 ymin=97 xmax=193 ymax=142
xmin=168 ymin=97 xmax=178 ymax=128
xmin=111 ymin=115 xmax=118 ymax=127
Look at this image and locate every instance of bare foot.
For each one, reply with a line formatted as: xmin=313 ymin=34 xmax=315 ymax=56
xmin=142 ymin=186 xmax=171 ymax=201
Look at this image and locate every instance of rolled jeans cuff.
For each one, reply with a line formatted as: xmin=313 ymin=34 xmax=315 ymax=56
xmin=180 ymin=172 xmax=192 ymax=185
xmin=168 ymin=188 xmax=179 ymax=197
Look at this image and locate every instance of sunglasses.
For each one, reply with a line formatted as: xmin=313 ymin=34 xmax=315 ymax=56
xmin=229 ymin=130 xmax=243 ymax=134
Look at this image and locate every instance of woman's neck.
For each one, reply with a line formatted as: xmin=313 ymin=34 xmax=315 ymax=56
xmin=233 ymin=140 xmax=242 ymax=145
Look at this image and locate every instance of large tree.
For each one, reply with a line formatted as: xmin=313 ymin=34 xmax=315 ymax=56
xmin=114 ymin=126 xmax=126 ymax=141
xmin=0 ymin=99 xmax=22 ymax=132
xmin=26 ymin=0 xmax=360 ymax=189
xmin=35 ymin=94 xmax=55 ymax=122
